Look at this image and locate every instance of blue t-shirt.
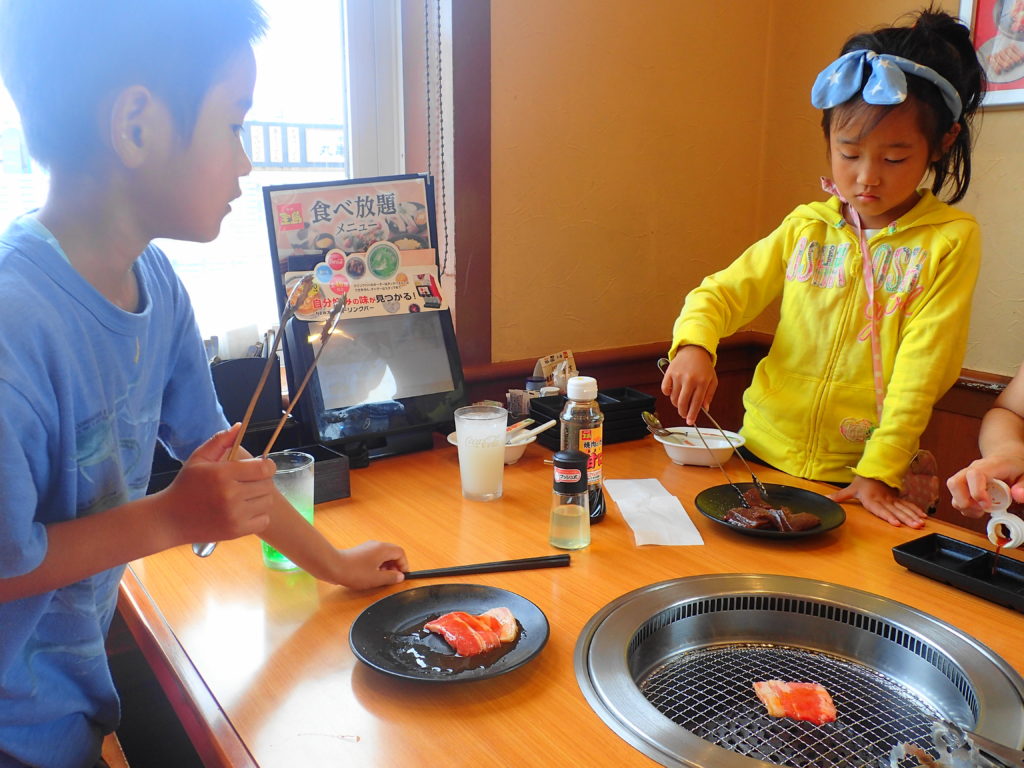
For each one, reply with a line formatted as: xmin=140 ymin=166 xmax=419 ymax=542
xmin=0 ymin=216 xmax=228 ymax=767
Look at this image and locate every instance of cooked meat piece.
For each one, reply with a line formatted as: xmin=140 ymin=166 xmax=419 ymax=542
xmin=724 ymin=508 xmax=775 ymax=529
xmin=742 ymin=487 xmax=771 ymax=508
xmin=766 ymin=508 xmax=794 ymax=532
xmin=767 ymin=508 xmax=821 ymax=532
xmin=725 ymin=505 xmax=821 ymax=532
xmin=785 ymin=511 xmax=821 ymax=531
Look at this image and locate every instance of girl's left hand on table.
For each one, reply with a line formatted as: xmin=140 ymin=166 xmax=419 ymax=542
xmin=828 ymin=476 xmax=928 ymax=528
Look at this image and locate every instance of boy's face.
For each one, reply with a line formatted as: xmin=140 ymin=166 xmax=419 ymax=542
xmin=143 ymin=47 xmax=256 ymax=243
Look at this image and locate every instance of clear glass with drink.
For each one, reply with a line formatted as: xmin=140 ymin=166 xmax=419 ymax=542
xmin=262 ymin=451 xmax=315 ymax=570
xmin=454 ymin=405 xmax=507 ymax=501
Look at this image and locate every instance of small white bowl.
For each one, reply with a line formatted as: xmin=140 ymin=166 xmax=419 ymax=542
xmin=653 ymin=426 xmax=745 ymax=466
xmin=446 ymin=432 xmax=537 ymax=465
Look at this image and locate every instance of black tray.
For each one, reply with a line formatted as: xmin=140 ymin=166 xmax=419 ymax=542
xmin=892 ymin=533 xmax=1024 ymax=613
xmin=528 ymin=387 xmax=656 ymax=424
xmin=528 ymin=387 xmax=654 ymax=449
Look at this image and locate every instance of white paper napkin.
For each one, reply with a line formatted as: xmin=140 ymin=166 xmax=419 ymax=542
xmin=604 ymin=479 xmax=704 ymax=546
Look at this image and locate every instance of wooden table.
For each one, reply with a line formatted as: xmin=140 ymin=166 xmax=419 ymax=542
xmin=118 ymin=436 xmax=1024 ymax=767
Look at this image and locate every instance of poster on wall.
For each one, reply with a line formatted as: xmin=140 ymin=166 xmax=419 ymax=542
xmin=264 ymin=174 xmax=446 ymax=320
xmin=960 ymin=0 xmax=1024 ymax=106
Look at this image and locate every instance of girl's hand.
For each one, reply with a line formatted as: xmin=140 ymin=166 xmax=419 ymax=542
xmin=156 ymin=426 xmax=277 ymax=546
xmin=333 ymin=541 xmax=409 ymax=589
xmin=828 ymin=476 xmax=928 ymax=528
xmin=947 ymin=455 xmax=1024 ymax=518
xmin=660 ymin=346 xmax=717 ymax=425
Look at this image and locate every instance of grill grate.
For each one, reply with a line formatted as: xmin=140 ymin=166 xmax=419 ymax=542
xmin=640 ymin=644 xmax=941 ymax=767
xmin=629 ymin=595 xmax=979 ymax=719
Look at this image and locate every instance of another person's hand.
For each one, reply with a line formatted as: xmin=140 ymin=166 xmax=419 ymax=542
xmin=333 ymin=541 xmax=409 ymax=589
xmin=946 ymin=455 xmax=1024 ymax=518
xmin=660 ymin=346 xmax=717 ymax=425
xmin=828 ymin=476 xmax=928 ymax=528
xmin=156 ymin=425 xmax=277 ymax=546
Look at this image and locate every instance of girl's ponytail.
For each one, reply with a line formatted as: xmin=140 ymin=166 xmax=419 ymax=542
xmin=912 ymin=8 xmax=985 ymax=202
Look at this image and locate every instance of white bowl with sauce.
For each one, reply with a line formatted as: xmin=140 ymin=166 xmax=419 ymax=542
xmin=653 ymin=426 xmax=745 ymax=466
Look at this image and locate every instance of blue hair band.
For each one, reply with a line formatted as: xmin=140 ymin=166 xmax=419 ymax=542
xmin=811 ymin=49 xmax=962 ymax=121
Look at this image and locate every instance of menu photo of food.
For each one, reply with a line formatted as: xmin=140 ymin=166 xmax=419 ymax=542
xmin=266 ymin=175 xmax=434 ymax=270
xmin=284 ymin=255 xmax=447 ymax=322
xmin=962 ymin=0 xmax=1024 ymax=104
xmin=264 ymin=174 xmax=447 ymax=320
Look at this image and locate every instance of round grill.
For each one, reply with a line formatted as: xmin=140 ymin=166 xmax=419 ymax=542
xmin=574 ymin=575 xmax=1024 ymax=768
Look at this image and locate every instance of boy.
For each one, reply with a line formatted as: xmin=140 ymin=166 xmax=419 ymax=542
xmin=0 ymin=2 xmax=407 ymax=765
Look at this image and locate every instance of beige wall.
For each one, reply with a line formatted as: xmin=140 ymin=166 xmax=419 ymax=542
xmin=490 ymin=0 xmax=1024 ymax=376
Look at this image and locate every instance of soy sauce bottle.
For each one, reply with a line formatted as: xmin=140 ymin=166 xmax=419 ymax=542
xmin=559 ymin=376 xmax=606 ymax=523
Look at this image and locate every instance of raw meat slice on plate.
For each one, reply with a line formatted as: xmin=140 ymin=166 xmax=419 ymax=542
xmin=423 ymin=611 xmax=503 ymax=656
xmin=482 ymin=607 xmax=519 ymax=643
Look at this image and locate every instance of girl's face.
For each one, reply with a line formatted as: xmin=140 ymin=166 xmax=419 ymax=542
xmin=828 ymin=104 xmax=937 ymax=229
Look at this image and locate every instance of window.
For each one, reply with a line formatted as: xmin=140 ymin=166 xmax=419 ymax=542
xmin=0 ymin=0 xmax=404 ymax=354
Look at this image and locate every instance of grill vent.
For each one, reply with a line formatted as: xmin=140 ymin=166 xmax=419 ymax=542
xmin=627 ymin=594 xmax=978 ymax=718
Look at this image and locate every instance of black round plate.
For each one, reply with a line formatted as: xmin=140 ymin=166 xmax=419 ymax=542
xmin=349 ymin=583 xmax=549 ymax=682
xmin=695 ymin=482 xmax=845 ymax=538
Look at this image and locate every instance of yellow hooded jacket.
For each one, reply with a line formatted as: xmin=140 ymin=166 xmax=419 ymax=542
xmin=669 ymin=191 xmax=981 ymax=489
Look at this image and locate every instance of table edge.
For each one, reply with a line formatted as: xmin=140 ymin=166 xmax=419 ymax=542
xmin=117 ymin=564 xmax=259 ymax=768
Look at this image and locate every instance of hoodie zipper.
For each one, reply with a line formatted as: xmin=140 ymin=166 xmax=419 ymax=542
xmin=801 ymin=223 xmax=862 ymax=478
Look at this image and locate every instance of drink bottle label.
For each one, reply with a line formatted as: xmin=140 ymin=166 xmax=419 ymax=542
xmin=576 ymin=426 xmax=603 ymax=485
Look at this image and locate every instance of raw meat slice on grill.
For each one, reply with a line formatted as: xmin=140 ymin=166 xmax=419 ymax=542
xmin=753 ymin=680 xmax=837 ymax=725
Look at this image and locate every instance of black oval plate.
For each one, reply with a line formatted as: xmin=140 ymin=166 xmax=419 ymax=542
xmin=349 ymin=583 xmax=549 ymax=682
xmin=695 ymin=482 xmax=846 ymax=538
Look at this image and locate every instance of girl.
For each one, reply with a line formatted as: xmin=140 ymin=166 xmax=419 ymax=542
xmin=661 ymin=9 xmax=984 ymax=528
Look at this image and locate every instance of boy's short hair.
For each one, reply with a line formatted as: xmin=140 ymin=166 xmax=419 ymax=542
xmin=0 ymin=0 xmax=267 ymax=173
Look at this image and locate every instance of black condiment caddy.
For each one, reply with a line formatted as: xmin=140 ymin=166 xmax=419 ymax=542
xmin=528 ymin=387 xmax=655 ymax=450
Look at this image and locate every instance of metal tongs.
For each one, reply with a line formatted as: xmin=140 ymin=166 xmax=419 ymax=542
xmin=888 ymin=720 xmax=1024 ymax=767
xmin=936 ymin=719 xmax=1024 ymax=767
xmin=656 ymin=357 xmax=770 ymax=508
xmin=260 ymin=293 xmax=349 ymax=458
xmin=192 ymin=275 xmax=318 ymax=558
